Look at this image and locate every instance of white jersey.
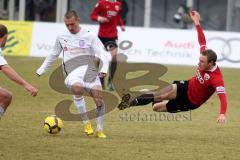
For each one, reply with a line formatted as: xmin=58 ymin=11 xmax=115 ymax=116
xmin=36 ymin=27 xmax=111 ymax=77
xmin=0 ymin=48 xmax=8 ymax=66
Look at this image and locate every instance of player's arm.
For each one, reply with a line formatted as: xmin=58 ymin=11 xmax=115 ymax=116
xmin=217 ymin=93 xmax=227 ymax=123
xmin=190 ymin=11 xmax=206 ymax=53
xmin=90 ymin=2 xmax=109 ymax=23
xmin=117 ymin=13 xmax=125 ymax=31
xmin=117 ymin=4 xmax=125 ymax=31
xmin=214 ymin=82 xmax=227 ymax=123
xmin=1 ymin=64 xmax=38 ymax=96
xmin=91 ymin=35 xmax=111 ymax=77
xmin=36 ymin=38 xmax=62 ymax=76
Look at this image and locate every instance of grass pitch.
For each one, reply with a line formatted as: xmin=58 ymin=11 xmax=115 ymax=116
xmin=0 ymin=56 xmax=240 ymax=160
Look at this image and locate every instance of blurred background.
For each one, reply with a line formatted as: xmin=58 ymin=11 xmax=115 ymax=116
xmin=0 ymin=0 xmax=240 ymax=31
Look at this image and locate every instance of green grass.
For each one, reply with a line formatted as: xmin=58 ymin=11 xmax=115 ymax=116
xmin=0 ymin=56 xmax=240 ymax=160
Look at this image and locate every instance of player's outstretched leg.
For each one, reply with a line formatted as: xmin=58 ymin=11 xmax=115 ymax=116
xmin=118 ymin=84 xmax=176 ymax=110
xmin=118 ymin=93 xmax=131 ymax=110
xmin=118 ymin=93 xmax=155 ymax=110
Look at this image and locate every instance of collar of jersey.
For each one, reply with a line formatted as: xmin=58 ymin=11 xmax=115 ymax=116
xmin=207 ymin=64 xmax=218 ymax=72
xmin=71 ymin=27 xmax=81 ymax=35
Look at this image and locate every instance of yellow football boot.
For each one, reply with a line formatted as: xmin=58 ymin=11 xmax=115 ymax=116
xmin=96 ymin=130 xmax=107 ymax=138
xmin=84 ymin=122 xmax=94 ymax=136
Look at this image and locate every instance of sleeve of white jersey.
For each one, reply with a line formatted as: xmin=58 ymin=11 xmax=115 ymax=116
xmin=0 ymin=55 xmax=8 ymax=66
xmin=91 ymin=35 xmax=111 ymax=74
xmin=36 ymin=37 xmax=62 ymax=76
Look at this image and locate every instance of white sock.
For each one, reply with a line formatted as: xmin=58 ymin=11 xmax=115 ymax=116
xmin=0 ymin=106 xmax=5 ymax=119
xmin=73 ymin=96 xmax=89 ymax=124
xmin=96 ymin=104 xmax=105 ymax=131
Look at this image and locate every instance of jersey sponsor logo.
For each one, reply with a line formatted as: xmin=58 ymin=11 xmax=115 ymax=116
xmin=196 ymin=69 xmax=204 ymax=84
xmin=216 ymin=86 xmax=225 ymax=93
xmin=204 ymin=73 xmax=210 ymax=80
xmin=107 ymin=10 xmax=117 ymax=17
xmin=63 ymin=41 xmax=87 ymax=53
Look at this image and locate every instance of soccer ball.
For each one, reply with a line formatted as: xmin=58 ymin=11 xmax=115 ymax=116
xmin=44 ymin=115 xmax=63 ymax=134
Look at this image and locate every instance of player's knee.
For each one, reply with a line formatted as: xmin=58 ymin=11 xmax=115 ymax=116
xmin=2 ymin=91 xmax=12 ymax=105
xmin=96 ymin=99 xmax=104 ymax=107
xmin=71 ymin=84 xmax=84 ymax=95
xmin=94 ymin=96 xmax=104 ymax=107
xmin=152 ymin=104 xmax=166 ymax=112
xmin=152 ymin=105 xmax=158 ymax=112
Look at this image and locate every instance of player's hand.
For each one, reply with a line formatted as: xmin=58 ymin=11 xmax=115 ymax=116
xmin=189 ymin=10 xmax=201 ymax=25
xmin=24 ymin=83 xmax=38 ymax=97
xmin=216 ymin=114 xmax=226 ymax=123
xmin=98 ymin=72 xmax=107 ymax=78
xmin=120 ymin=26 xmax=126 ymax=32
xmin=97 ymin=16 xmax=109 ymax=23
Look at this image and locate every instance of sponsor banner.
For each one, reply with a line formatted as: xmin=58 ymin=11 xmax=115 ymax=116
xmin=206 ymin=31 xmax=240 ymax=67
xmin=31 ymin=22 xmax=66 ymax=57
xmin=0 ymin=20 xmax=33 ymax=56
xmin=119 ymin=27 xmax=199 ymax=66
xmin=30 ymin=22 xmax=240 ymax=68
xmin=118 ymin=27 xmax=240 ymax=68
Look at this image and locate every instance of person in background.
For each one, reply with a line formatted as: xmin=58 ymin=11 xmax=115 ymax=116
xmin=91 ymin=0 xmax=125 ymax=91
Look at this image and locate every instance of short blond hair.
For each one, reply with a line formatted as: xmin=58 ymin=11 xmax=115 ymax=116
xmin=64 ymin=10 xmax=80 ymax=19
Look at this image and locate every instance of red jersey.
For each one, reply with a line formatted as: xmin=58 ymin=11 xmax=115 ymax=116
xmin=187 ymin=25 xmax=227 ymax=114
xmin=91 ymin=0 xmax=124 ymax=38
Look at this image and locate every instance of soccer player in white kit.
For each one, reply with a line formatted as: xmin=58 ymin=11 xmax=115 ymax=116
xmin=0 ymin=24 xmax=38 ymax=120
xmin=36 ymin=10 xmax=111 ymax=138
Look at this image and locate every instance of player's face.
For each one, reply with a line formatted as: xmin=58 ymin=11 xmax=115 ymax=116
xmin=64 ymin=16 xmax=80 ymax=34
xmin=0 ymin=34 xmax=8 ymax=48
xmin=198 ymin=55 xmax=212 ymax=70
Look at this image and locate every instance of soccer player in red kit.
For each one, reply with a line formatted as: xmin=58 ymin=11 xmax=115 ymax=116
xmin=91 ymin=0 xmax=125 ymax=90
xmin=118 ymin=11 xmax=227 ymax=123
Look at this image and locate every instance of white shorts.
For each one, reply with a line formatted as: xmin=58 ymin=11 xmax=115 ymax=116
xmin=64 ymin=65 xmax=102 ymax=92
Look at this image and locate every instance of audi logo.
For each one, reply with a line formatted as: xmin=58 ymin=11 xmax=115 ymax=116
xmin=208 ymin=37 xmax=240 ymax=63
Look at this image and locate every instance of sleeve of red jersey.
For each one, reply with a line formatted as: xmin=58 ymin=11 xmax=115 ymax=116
xmin=218 ymin=93 xmax=227 ymax=114
xmin=195 ymin=24 xmax=206 ymax=53
xmin=117 ymin=14 xmax=124 ymax=27
xmin=90 ymin=2 xmax=101 ymax=21
xmin=117 ymin=4 xmax=124 ymax=27
xmin=213 ymin=77 xmax=227 ymax=114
